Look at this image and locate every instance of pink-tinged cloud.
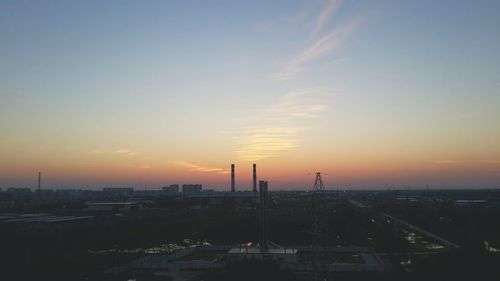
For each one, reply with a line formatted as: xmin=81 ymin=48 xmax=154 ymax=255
xmin=91 ymin=148 xmax=138 ymax=156
xmin=434 ymin=160 xmax=500 ymax=165
xmin=170 ymin=161 xmax=229 ymax=174
xmin=310 ymin=0 xmax=342 ymax=39
xmin=276 ymin=18 xmax=363 ymax=80
xmin=434 ymin=160 xmax=463 ymax=164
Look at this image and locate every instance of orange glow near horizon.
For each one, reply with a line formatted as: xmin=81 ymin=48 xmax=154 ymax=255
xmin=1 ymin=148 xmax=499 ymax=189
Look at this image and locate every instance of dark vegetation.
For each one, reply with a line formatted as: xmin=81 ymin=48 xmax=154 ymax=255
xmin=1 ymin=190 xmax=500 ymax=280
xmin=195 ymin=260 xmax=301 ymax=281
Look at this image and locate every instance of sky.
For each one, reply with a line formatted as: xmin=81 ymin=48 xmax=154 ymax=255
xmin=1 ymin=0 xmax=500 ymax=190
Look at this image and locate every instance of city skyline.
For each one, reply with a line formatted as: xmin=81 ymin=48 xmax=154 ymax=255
xmin=1 ymin=0 xmax=500 ymax=189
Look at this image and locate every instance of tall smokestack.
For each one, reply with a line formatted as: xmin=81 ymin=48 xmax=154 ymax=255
xmin=259 ymin=180 xmax=268 ymax=250
xmin=252 ymin=164 xmax=257 ymax=192
xmin=231 ymin=163 xmax=235 ymax=192
xmin=38 ymin=171 xmax=41 ymax=199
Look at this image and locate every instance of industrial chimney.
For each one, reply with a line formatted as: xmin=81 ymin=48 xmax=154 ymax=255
xmin=231 ymin=163 xmax=235 ymax=192
xmin=38 ymin=171 xmax=41 ymax=199
xmin=252 ymin=164 xmax=257 ymax=192
xmin=259 ymin=180 xmax=269 ymax=250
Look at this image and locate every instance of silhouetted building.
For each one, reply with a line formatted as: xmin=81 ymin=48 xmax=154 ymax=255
xmin=102 ymin=187 xmax=134 ymax=197
xmin=182 ymin=184 xmax=202 ymax=194
xmin=162 ymin=184 xmax=180 ymax=195
xmin=6 ymin=188 xmax=31 ymax=199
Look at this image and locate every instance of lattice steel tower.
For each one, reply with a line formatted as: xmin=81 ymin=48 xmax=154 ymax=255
xmin=309 ymin=172 xmax=329 ymax=281
xmin=312 ymin=172 xmax=324 ymax=192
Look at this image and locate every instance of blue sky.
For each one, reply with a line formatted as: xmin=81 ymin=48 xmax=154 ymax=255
xmin=1 ymin=0 xmax=500 ymax=189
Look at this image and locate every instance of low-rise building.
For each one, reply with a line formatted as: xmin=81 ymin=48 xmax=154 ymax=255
xmin=182 ymin=184 xmax=202 ymax=194
xmin=102 ymin=187 xmax=134 ymax=197
xmin=162 ymin=184 xmax=180 ymax=195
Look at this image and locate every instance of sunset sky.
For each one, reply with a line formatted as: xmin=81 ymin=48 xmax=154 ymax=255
xmin=1 ymin=0 xmax=500 ymax=190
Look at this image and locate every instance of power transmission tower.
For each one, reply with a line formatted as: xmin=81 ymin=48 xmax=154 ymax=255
xmin=308 ymin=172 xmax=329 ymax=281
xmin=313 ymin=172 xmax=324 ymax=192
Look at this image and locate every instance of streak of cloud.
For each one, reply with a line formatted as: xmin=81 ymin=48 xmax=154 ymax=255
xmin=235 ymin=127 xmax=301 ymax=161
xmin=434 ymin=160 xmax=500 ymax=165
xmin=310 ymin=0 xmax=342 ymax=39
xmin=480 ymin=160 xmax=500 ymax=164
xmin=170 ymin=161 xmax=229 ymax=174
xmin=266 ymin=91 xmax=327 ymax=119
xmin=91 ymin=148 xmax=137 ymax=156
xmin=236 ymin=89 xmax=329 ymax=161
xmin=114 ymin=149 xmax=137 ymax=156
xmin=276 ymin=18 xmax=362 ymax=80
xmin=434 ymin=160 xmax=463 ymax=164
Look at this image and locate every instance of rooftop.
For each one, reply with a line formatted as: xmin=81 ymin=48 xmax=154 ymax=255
xmin=228 ymin=247 xmax=297 ymax=255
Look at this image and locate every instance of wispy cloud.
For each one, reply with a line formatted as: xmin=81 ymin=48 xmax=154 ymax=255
xmin=235 ymin=126 xmax=301 ymax=161
xmin=170 ymin=161 xmax=229 ymax=174
xmin=435 ymin=160 xmax=500 ymax=165
xmin=276 ymin=18 xmax=362 ymax=80
xmin=91 ymin=148 xmax=137 ymax=157
xmin=434 ymin=160 xmax=463 ymax=165
xmin=266 ymin=91 xmax=327 ymax=119
xmin=310 ymin=0 xmax=342 ymax=39
xmin=480 ymin=160 xmax=500 ymax=164
xmin=91 ymin=148 xmax=151 ymax=169
xmin=114 ymin=149 xmax=137 ymax=156
xmin=235 ymin=89 xmax=329 ymax=161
